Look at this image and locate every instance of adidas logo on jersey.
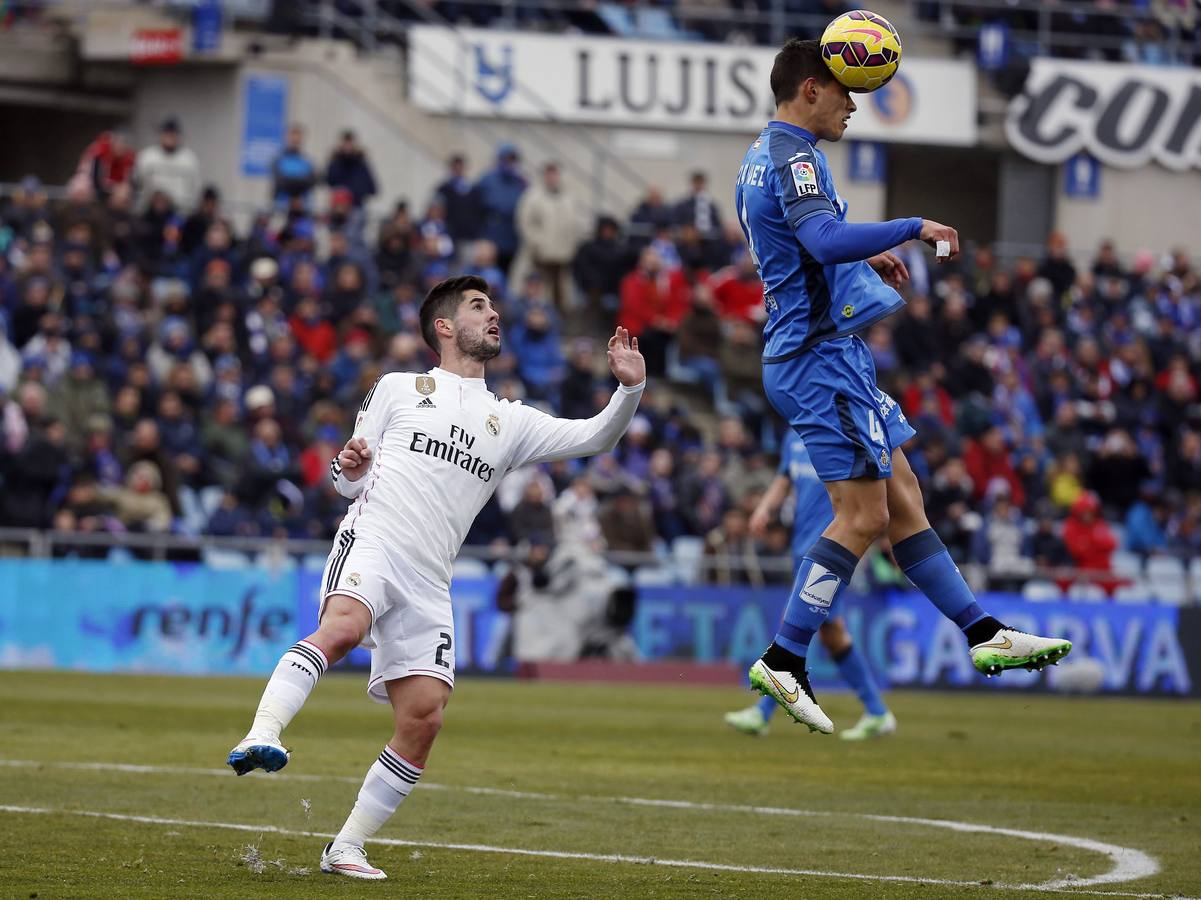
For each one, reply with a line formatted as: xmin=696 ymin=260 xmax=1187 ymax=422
xmin=417 ymin=398 xmax=436 ymax=409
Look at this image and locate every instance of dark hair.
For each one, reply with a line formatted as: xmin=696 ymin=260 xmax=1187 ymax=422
xmin=770 ymin=38 xmax=833 ymax=107
xmin=420 ymin=275 xmax=490 ymax=354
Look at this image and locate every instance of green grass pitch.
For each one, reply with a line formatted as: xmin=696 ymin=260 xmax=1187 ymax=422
xmin=1 ymin=670 xmax=1198 ymax=898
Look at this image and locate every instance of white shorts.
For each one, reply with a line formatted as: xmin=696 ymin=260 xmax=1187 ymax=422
xmin=319 ymin=531 xmax=455 ymax=702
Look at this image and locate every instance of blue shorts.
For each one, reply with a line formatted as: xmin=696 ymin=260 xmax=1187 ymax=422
xmin=763 ymin=335 xmax=916 ymax=482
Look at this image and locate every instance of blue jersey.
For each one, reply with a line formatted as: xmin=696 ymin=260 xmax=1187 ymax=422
xmin=780 ymin=431 xmax=833 ymax=558
xmin=734 ymin=120 xmax=906 ymax=362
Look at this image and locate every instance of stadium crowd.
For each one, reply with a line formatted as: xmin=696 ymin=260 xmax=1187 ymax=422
xmin=1 ymin=119 xmax=1199 ymax=591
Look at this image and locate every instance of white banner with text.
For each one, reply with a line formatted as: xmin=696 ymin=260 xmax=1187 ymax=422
xmin=408 ymin=27 xmax=978 ymax=146
xmin=1007 ymin=59 xmax=1201 ymax=171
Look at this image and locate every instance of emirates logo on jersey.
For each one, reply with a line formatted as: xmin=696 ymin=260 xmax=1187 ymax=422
xmin=486 ymin=414 xmax=500 ymax=436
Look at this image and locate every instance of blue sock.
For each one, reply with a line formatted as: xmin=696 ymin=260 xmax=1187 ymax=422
xmin=773 ymin=538 xmax=860 ymax=658
xmin=757 ymin=693 xmax=777 ymax=720
xmin=892 ymin=528 xmax=987 ymax=634
xmin=833 ymin=645 xmax=888 ymax=716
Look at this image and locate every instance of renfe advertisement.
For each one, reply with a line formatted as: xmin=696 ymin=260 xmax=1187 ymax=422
xmin=0 ymin=560 xmax=1195 ymax=696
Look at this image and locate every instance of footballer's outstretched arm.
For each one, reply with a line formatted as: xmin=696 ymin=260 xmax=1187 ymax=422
xmin=795 ymin=214 xmax=961 ymax=267
xmin=330 ymin=373 xmax=395 ymax=498
xmin=507 ymin=327 xmax=646 ymax=467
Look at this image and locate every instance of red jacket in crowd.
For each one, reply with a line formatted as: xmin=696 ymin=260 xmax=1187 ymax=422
xmin=1062 ymin=492 xmax=1117 ymax=572
xmin=963 ymin=433 xmax=1026 ymax=508
xmin=618 ymin=267 xmax=691 ymax=337
xmin=289 ymin=315 xmax=338 ymax=363
xmin=77 ymin=131 xmax=136 ymax=195
xmin=708 ymin=264 xmax=763 ymax=324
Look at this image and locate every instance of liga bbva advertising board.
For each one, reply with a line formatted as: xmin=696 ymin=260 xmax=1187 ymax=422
xmin=1007 ymin=59 xmax=1201 ymax=171
xmin=408 ymin=27 xmax=977 ymax=146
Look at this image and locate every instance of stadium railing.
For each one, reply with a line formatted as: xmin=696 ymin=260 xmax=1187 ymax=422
xmin=911 ymin=0 xmax=1201 ymax=63
xmin=0 ymin=527 xmax=1194 ymax=605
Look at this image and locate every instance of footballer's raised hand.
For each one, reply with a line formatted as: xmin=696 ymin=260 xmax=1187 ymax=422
xmin=607 ymin=326 xmax=646 ymax=387
xmin=919 ymin=219 xmax=959 ymax=262
xmin=339 ymin=436 xmax=373 ymax=482
xmin=868 ymin=251 xmax=909 ymax=289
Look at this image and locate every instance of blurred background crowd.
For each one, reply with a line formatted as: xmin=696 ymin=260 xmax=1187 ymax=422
xmin=1 ymin=116 xmax=1199 ymax=595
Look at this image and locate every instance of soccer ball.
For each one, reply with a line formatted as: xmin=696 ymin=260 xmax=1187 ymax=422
xmin=820 ymin=10 xmax=902 ymax=93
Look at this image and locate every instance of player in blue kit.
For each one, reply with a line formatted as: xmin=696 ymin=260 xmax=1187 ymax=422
xmin=735 ymin=39 xmax=1071 ymax=733
xmin=724 ymin=432 xmax=895 ymax=740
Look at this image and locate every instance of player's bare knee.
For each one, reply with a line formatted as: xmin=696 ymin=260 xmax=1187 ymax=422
xmin=852 ymin=503 xmax=889 ymax=543
xmin=315 ymin=616 xmax=364 ymax=660
xmin=394 ymin=706 xmax=442 ymax=750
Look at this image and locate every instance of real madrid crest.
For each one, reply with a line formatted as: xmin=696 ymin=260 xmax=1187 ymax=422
xmin=486 ymin=414 xmax=500 ymax=436
xmin=879 ymin=448 xmax=890 ymax=469
xmin=416 ymin=376 xmax=436 ymax=396
xmin=347 ymin=572 xmax=361 ymax=587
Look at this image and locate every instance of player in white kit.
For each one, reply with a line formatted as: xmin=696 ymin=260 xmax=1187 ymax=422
xmin=226 ymin=275 xmax=646 ymax=879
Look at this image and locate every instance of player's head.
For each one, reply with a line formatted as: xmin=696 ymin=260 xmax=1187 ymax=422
xmin=420 ymin=275 xmax=501 ymax=362
xmin=771 ymin=38 xmax=856 ymax=141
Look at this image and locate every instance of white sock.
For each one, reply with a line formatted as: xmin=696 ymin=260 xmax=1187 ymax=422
xmin=332 ymin=746 xmax=423 ymax=850
xmin=247 ymin=640 xmax=328 ymax=739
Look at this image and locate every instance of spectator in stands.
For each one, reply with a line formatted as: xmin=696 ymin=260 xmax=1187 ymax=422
xmin=619 ymin=246 xmax=690 ymax=377
xmin=289 ymin=295 xmax=337 ymax=364
xmin=704 ymin=506 xmax=761 ymax=586
xmin=180 ymin=186 xmax=223 ymax=261
xmin=677 ymin=449 xmax=727 ymax=537
xmin=49 ymin=352 xmax=109 ymax=452
xmin=103 ymin=459 xmax=173 ymax=533
xmin=325 ymin=129 xmax=378 ymax=209
xmin=1063 ymin=491 xmax=1118 ymax=574
xmin=431 ymin=154 xmax=478 ymax=247
xmin=708 ymin=249 xmax=764 ymax=324
xmin=513 ymin=162 xmax=585 ymax=312
xmin=973 ymin=481 xmax=1034 ymax=591
xmin=553 ymin=475 xmax=603 ymax=547
xmin=574 ymin=215 xmax=626 ymax=331
xmin=0 ymin=317 xmax=22 ymax=394
xmin=272 ymin=124 xmax=318 ymax=211
xmin=22 ymin=312 xmax=71 ymax=386
xmin=1027 ymin=503 xmax=1072 ymax=571
xmin=674 ymin=281 xmax=723 ymax=389
xmin=4 ymin=175 xmax=52 ymax=241
xmin=674 ymin=170 xmax=723 ymax=253
xmin=628 ymin=186 xmax=674 ymax=247
xmin=964 ymin=425 xmax=1026 ymax=508
xmin=506 ymin=293 xmax=566 ymax=402
xmin=135 ymin=118 xmax=202 ymax=213
xmin=76 ymin=129 xmax=135 ymax=201
xmin=893 ymin=294 xmax=940 ymax=370
xmin=201 ymin=397 xmax=248 ymax=491
xmin=720 ymin=319 xmax=766 ymax=413
xmin=1088 ymin=428 xmax=1152 ymax=515
xmin=239 ymin=416 xmax=298 ymax=508
xmin=509 ymin=480 xmax=556 ymax=545
xmin=1038 ymin=231 xmax=1078 ymax=302
xmin=598 ymin=486 xmax=655 ymax=555
xmin=474 ymin=143 xmax=527 ymax=274
xmin=0 ymin=417 xmax=70 ymax=528
xmin=1125 ymin=486 xmax=1169 ymax=557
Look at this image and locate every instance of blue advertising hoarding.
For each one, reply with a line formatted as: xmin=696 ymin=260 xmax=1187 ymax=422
xmin=632 ymin=587 xmax=1195 ymax=697
xmin=0 ymin=559 xmax=295 ymax=674
xmin=0 ymin=560 xmax=1195 ymax=697
xmin=240 ymin=74 xmax=288 ymax=177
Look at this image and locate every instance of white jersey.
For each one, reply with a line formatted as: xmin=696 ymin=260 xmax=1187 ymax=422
xmin=329 ymin=366 xmax=644 ymax=587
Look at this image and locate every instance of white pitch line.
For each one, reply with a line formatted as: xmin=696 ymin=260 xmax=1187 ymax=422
xmin=0 ymin=805 xmax=1187 ymax=900
xmin=0 ymin=759 xmax=1162 ymax=894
